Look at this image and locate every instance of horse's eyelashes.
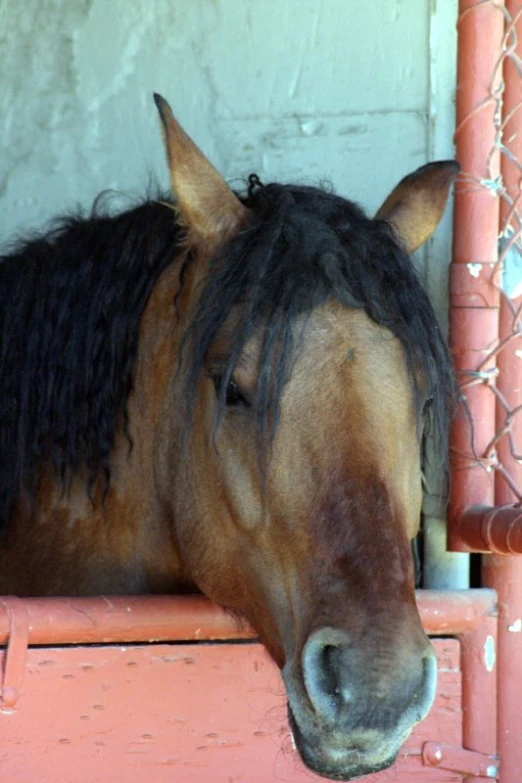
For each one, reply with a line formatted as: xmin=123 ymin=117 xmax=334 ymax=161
xmin=422 ymin=396 xmax=434 ymax=416
xmin=212 ymin=375 xmax=251 ymax=408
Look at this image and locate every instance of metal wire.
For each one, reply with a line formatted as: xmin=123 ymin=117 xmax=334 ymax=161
xmin=454 ymin=2 xmax=522 ymax=504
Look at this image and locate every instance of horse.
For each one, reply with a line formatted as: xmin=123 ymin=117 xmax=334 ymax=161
xmin=0 ymin=92 xmax=458 ymax=781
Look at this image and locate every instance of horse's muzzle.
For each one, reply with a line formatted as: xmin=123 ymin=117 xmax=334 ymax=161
xmin=283 ymin=626 xmax=438 ymax=781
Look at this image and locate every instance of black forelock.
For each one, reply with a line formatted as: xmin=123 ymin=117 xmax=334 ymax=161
xmin=184 ymin=179 xmax=455 ymax=465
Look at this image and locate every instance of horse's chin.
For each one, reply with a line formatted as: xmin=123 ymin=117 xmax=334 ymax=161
xmin=287 ymin=706 xmax=404 ymax=782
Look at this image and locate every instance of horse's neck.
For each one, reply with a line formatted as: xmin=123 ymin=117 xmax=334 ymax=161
xmin=0 ymin=265 xmax=187 ymax=597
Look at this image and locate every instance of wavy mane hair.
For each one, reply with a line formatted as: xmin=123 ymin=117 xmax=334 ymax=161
xmin=0 ymin=179 xmax=455 ymax=526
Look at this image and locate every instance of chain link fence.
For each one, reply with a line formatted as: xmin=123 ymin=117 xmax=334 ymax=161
xmin=450 ymin=0 xmax=522 ymax=526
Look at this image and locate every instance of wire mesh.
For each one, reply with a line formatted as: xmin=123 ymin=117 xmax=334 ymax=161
xmin=452 ymin=0 xmax=522 ymax=508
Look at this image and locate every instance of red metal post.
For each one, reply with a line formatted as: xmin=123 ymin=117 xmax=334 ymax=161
xmin=449 ymin=2 xmax=522 ymax=780
xmin=483 ymin=555 xmax=522 ymax=783
xmin=495 ymin=0 xmax=522 ymax=509
xmin=459 ymin=596 xmax=498 ymax=783
xmin=421 ymin=590 xmax=500 ymax=783
xmin=482 ymin=5 xmax=522 ymax=782
xmin=449 ymin=0 xmax=505 ymax=550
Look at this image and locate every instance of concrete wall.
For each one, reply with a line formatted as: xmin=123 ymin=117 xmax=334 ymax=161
xmin=1 ymin=0 xmax=457 ymax=296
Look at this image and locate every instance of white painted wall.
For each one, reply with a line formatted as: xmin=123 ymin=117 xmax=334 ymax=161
xmin=1 ymin=0 xmax=457 ymax=252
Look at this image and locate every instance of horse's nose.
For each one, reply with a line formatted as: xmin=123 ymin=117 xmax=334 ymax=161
xmin=302 ymin=628 xmax=354 ymax=723
xmin=302 ymin=627 xmax=437 ymax=729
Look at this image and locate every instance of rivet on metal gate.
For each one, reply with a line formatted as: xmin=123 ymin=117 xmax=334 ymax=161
xmin=425 ymin=744 xmax=443 ymax=765
xmin=1 ymin=685 xmax=19 ymax=709
xmin=484 ymin=635 xmax=496 ymax=672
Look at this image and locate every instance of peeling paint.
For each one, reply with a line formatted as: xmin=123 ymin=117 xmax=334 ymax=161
xmin=298 ymin=119 xmax=326 ymax=137
xmin=338 ymin=124 xmax=369 ymax=136
xmin=508 ymin=618 xmax=522 ymax=633
xmin=500 ymin=228 xmax=522 ymax=298
xmin=484 ymin=635 xmax=496 ymax=672
xmin=467 ymin=263 xmax=482 ymax=278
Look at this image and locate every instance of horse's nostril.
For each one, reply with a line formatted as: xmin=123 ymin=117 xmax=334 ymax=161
xmin=417 ymin=651 xmax=438 ymax=720
xmin=302 ymin=629 xmax=437 ymax=731
xmin=322 ymin=644 xmax=352 ymax=705
xmin=302 ymin=629 xmax=352 ymax=722
xmin=398 ymin=649 xmax=437 ymax=726
xmin=319 ymin=645 xmax=339 ymax=704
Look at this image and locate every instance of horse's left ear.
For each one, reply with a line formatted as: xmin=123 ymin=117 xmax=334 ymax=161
xmin=375 ymin=161 xmax=460 ymax=253
xmin=153 ymin=93 xmax=250 ymax=246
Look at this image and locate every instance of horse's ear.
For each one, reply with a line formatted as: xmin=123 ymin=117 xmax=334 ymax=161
xmin=375 ymin=161 xmax=460 ymax=253
xmin=153 ymin=93 xmax=249 ymax=246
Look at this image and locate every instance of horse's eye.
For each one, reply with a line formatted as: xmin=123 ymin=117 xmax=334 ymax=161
xmin=212 ymin=375 xmax=250 ymax=408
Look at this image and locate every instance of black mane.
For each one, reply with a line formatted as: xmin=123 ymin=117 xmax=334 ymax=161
xmin=0 ymin=181 xmax=454 ymax=526
xmin=0 ymin=197 xmax=181 ymax=523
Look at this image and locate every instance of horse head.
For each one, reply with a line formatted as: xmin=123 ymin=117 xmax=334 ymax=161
xmin=150 ymin=95 xmax=458 ymax=780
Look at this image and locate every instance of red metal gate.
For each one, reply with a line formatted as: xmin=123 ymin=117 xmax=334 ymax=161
xmin=0 ymin=592 xmax=497 ymax=782
xmin=449 ymin=2 xmax=522 ymax=782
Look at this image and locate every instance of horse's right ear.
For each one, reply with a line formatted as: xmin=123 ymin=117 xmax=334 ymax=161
xmin=153 ymin=93 xmax=250 ymax=247
xmin=375 ymin=161 xmax=460 ymax=254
